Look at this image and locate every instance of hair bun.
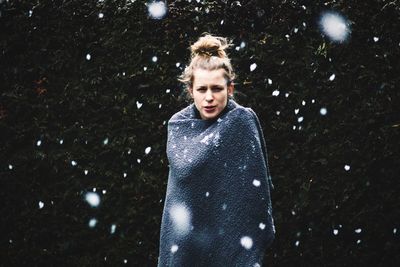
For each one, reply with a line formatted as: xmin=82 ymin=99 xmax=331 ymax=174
xmin=190 ymin=34 xmax=231 ymax=58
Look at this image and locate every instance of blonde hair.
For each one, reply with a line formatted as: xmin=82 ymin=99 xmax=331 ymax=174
xmin=178 ymin=33 xmax=236 ymax=95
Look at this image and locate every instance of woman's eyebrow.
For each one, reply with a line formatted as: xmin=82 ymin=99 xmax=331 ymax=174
xmin=195 ymin=85 xmax=223 ymax=89
xmin=207 ymin=85 xmax=224 ymax=87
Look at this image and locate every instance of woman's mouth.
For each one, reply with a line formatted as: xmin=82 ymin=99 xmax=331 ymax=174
xmin=204 ymin=106 xmax=216 ymax=112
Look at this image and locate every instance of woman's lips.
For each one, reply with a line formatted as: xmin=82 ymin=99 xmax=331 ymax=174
xmin=204 ymin=106 xmax=216 ymax=112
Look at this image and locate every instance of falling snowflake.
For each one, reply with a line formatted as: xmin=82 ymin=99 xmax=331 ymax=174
xmin=272 ymin=90 xmax=280 ymax=96
xmin=88 ymin=218 xmax=97 ymax=228
xmin=169 ymin=203 xmax=191 ymax=235
xmin=148 ymin=1 xmax=167 ymax=19
xmin=171 ymin=244 xmax=179 ymax=253
xmin=110 ymin=224 xmax=116 ymax=234
xmin=319 ymin=12 xmax=350 ymax=42
xmin=240 ymin=236 xmax=253 ymax=250
xmin=85 ymin=192 xmax=100 ymax=207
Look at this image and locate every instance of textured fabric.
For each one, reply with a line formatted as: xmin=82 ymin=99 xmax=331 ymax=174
xmin=158 ymin=99 xmax=275 ymax=267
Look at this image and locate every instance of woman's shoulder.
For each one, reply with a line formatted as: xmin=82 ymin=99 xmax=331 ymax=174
xmin=168 ymin=103 xmax=195 ymax=122
xmin=227 ymin=100 xmax=258 ymax=122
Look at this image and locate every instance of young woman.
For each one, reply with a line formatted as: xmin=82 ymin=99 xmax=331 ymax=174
xmin=158 ymin=34 xmax=275 ymax=267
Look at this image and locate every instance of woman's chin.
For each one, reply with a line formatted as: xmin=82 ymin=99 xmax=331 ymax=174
xmin=201 ymin=112 xmax=219 ymax=120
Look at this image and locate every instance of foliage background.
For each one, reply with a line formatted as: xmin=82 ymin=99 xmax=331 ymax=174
xmin=1 ymin=0 xmax=399 ymax=266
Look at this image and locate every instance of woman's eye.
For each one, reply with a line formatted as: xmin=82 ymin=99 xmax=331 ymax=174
xmin=197 ymin=87 xmax=222 ymax=92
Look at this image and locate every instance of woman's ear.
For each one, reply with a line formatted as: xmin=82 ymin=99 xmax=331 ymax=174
xmin=188 ymin=87 xmax=194 ymax=98
xmin=228 ymin=83 xmax=234 ymax=96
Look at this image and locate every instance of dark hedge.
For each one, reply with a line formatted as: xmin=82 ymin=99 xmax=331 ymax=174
xmin=1 ymin=0 xmax=399 ymax=266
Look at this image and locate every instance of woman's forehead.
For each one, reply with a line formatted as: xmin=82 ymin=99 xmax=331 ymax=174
xmin=193 ymin=69 xmax=227 ymax=86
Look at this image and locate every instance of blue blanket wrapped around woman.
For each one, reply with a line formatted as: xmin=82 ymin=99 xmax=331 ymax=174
xmin=158 ymin=99 xmax=275 ymax=267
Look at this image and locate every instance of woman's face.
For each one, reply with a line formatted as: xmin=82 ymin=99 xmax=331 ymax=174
xmin=189 ymin=68 xmax=234 ymax=120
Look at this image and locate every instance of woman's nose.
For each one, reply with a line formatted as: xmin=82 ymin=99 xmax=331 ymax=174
xmin=205 ymin=89 xmax=213 ymax=101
